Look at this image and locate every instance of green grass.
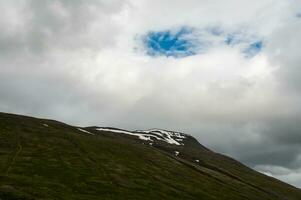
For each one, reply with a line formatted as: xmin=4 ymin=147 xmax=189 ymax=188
xmin=0 ymin=112 xmax=301 ymax=200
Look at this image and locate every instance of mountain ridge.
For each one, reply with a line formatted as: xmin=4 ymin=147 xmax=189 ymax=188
xmin=0 ymin=111 xmax=300 ymax=200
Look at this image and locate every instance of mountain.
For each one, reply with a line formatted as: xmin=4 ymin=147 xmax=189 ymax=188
xmin=0 ymin=112 xmax=300 ymax=200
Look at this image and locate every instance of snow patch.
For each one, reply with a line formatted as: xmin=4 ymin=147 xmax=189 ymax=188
xmin=96 ymin=128 xmax=152 ymax=141
xmin=95 ymin=127 xmax=187 ymax=146
xmin=78 ymin=128 xmax=94 ymax=135
xmin=195 ymin=160 xmax=200 ymax=163
xmin=175 ymin=151 xmax=180 ymax=156
xmin=42 ymin=124 xmax=49 ymax=127
xmin=135 ymin=129 xmax=186 ymax=145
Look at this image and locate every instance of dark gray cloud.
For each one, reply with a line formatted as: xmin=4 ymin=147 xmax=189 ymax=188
xmin=1 ymin=0 xmax=301 ymax=188
xmin=0 ymin=0 xmax=127 ymax=56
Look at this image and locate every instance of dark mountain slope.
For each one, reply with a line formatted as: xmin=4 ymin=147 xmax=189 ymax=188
xmin=0 ymin=112 xmax=300 ymax=200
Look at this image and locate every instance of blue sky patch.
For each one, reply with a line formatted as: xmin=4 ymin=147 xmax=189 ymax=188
xmin=141 ymin=26 xmax=263 ymax=58
xmin=224 ymin=32 xmax=263 ymax=58
xmin=143 ymin=28 xmax=198 ymax=58
xmin=224 ymin=33 xmax=246 ymax=46
xmin=243 ymin=41 xmax=263 ymax=58
xmin=225 ymin=34 xmax=235 ymax=45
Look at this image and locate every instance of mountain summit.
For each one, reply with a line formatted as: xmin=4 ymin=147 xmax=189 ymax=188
xmin=0 ymin=112 xmax=300 ymax=200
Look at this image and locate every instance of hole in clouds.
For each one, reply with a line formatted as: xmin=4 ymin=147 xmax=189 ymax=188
xmin=142 ymin=27 xmax=198 ymax=58
xmin=140 ymin=27 xmax=263 ymax=58
xmin=225 ymin=34 xmax=242 ymax=46
xmin=243 ymin=41 xmax=263 ymax=58
xmin=225 ymin=33 xmax=251 ymax=46
xmin=224 ymin=33 xmax=263 ymax=58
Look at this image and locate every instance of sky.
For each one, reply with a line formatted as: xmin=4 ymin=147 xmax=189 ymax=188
xmin=1 ymin=0 xmax=301 ymax=187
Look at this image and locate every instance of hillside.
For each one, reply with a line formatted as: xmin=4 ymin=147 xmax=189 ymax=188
xmin=0 ymin=112 xmax=300 ymax=200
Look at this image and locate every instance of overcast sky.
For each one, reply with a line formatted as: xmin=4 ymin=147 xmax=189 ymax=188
xmin=1 ymin=0 xmax=301 ymax=187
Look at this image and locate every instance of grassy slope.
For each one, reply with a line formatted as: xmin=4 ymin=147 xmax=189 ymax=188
xmin=0 ymin=112 xmax=300 ymax=200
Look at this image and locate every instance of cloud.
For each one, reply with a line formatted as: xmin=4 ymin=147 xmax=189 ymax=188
xmin=1 ymin=0 xmax=301 ymax=188
xmin=0 ymin=0 xmax=128 ymax=57
xmin=256 ymin=165 xmax=301 ymax=188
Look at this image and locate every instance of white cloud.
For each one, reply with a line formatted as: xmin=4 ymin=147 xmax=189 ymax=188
xmin=256 ymin=165 xmax=301 ymax=188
